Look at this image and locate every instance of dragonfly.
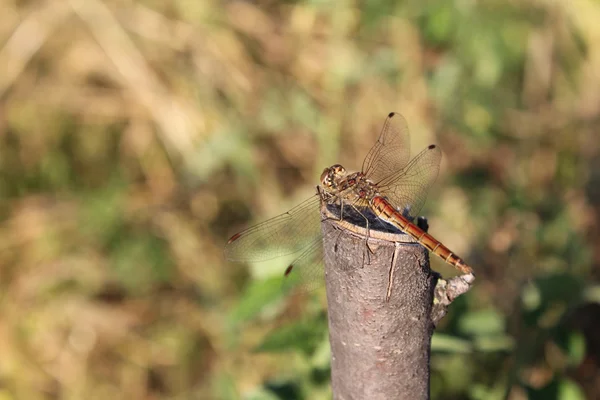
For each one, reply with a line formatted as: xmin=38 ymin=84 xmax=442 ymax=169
xmin=225 ymin=112 xmax=474 ymax=292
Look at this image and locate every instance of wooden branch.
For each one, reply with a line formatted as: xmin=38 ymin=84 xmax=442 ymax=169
xmin=322 ymin=206 xmax=436 ymax=400
xmin=321 ymin=204 xmax=476 ymax=399
xmin=431 ymin=272 xmax=476 ymax=326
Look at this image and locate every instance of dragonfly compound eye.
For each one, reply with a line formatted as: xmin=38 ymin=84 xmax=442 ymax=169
xmin=320 ymin=168 xmax=334 ymax=187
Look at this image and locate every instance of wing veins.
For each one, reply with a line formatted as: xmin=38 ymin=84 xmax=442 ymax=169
xmin=224 ymin=195 xmax=321 ymax=262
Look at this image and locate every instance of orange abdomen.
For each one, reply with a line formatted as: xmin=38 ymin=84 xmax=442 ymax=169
xmin=370 ymin=197 xmax=473 ymax=275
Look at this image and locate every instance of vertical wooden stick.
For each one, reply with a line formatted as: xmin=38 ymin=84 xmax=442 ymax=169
xmin=322 ymin=209 xmax=437 ymax=400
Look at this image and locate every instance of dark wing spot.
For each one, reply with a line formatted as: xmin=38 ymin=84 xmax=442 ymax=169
xmin=227 ymin=232 xmax=242 ymax=244
xmin=388 ymin=112 xmax=395 ymax=118
xmin=428 ymin=144 xmax=436 ymax=149
xmin=284 ymin=265 xmax=294 ymax=276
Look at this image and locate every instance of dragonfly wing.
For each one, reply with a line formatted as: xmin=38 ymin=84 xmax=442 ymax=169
xmin=361 ymin=112 xmax=411 ymax=184
xmin=225 ymin=195 xmax=322 ymax=262
xmin=376 ymin=144 xmax=442 ymax=220
xmin=281 ymin=238 xmax=325 ymax=293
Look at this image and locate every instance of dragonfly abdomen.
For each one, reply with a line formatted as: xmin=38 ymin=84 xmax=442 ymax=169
xmin=370 ymin=196 xmax=473 ymax=275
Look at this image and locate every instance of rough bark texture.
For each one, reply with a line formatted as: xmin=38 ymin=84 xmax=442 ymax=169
xmin=322 ymin=209 xmax=437 ymax=400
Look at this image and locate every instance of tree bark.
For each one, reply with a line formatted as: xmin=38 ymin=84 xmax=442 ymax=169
xmin=322 ymin=206 xmax=437 ymax=400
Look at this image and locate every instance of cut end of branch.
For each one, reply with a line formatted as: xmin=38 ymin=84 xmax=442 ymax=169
xmin=431 ymin=272 xmax=476 ymax=326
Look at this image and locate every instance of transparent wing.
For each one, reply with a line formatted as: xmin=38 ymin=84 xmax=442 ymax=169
xmin=225 ymin=195 xmax=321 ymax=262
xmin=361 ymin=112 xmax=411 ymax=184
xmin=281 ymin=239 xmax=325 ymax=293
xmin=375 ymin=144 xmax=442 ymax=220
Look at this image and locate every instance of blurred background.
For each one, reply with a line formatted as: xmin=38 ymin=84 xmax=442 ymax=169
xmin=1 ymin=0 xmax=599 ymax=399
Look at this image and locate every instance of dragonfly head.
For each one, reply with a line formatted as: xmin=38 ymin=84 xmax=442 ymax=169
xmin=320 ymin=164 xmax=346 ymax=189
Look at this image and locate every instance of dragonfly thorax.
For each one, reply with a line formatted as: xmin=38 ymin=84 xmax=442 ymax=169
xmin=320 ymin=164 xmax=380 ymax=207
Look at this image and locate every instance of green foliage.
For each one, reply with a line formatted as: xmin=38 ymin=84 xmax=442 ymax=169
xmin=256 ymin=317 xmax=328 ymax=356
xmin=526 ymin=378 xmax=587 ymax=400
xmin=229 ymin=277 xmax=287 ymax=323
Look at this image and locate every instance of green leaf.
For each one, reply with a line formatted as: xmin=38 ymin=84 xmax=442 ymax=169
xmin=473 ymin=335 xmax=514 ymax=352
xmin=243 ymin=389 xmax=281 ymax=400
xmin=229 ymin=277 xmax=284 ymax=323
xmin=527 ymin=377 xmax=586 ymax=400
xmin=256 ymin=319 xmax=327 ymax=355
xmin=555 ymin=331 xmax=586 ymax=367
xmin=431 ymin=333 xmax=472 ymax=353
xmin=557 ymin=378 xmax=586 ymax=400
xmin=458 ymin=309 xmax=505 ymax=336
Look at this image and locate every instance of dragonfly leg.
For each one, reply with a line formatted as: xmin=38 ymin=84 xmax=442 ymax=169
xmin=348 ymin=202 xmax=374 ymax=265
xmin=322 ymin=197 xmax=358 ymax=256
xmin=416 ymin=216 xmax=429 ymax=233
xmin=320 ymin=194 xmax=345 ymax=224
